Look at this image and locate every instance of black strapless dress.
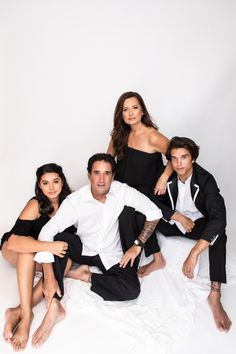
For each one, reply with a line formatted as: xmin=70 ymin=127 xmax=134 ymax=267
xmin=115 ymin=147 xmax=164 ymax=258
xmin=115 ymin=147 xmax=164 ymax=197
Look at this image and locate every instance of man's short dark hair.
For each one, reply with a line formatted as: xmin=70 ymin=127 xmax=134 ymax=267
xmin=166 ymin=136 xmax=200 ymax=161
xmin=87 ymin=153 xmax=117 ymax=174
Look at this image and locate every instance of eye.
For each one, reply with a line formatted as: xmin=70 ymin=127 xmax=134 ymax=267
xmin=123 ymin=108 xmax=128 ymax=112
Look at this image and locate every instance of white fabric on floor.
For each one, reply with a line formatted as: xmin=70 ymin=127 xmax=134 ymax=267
xmin=0 ymin=233 xmax=235 ymax=354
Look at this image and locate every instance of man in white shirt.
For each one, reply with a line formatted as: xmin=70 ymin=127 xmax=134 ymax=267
xmin=154 ymin=136 xmax=232 ymax=332
xmin=32 ymin=153 xmax=162 ymax=346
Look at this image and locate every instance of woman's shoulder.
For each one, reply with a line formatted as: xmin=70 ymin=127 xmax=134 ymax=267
xmin=148 ymin=129 xmax=170 ymax=153
xmin=18 ymin=198 xmax=40 ymax=221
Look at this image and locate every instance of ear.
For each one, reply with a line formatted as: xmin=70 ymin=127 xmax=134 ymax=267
xmin=87 ymin=172 xmax=91 ymax=181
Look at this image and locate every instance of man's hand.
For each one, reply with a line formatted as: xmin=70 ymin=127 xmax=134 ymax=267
xmin=182 ymin=239 xmax=209 ymax=279
xmin=42 ymin=264 xmax=61 ymax=309
xmin=119 ymin=245 xmax=142 ymax=268
xmin=180 ymin=215 xmax=195 ymax=233
xmin=182 ymin=252 xmax=198 ymax=279
xmin=48 ymin=241 xmax=68 ymax=257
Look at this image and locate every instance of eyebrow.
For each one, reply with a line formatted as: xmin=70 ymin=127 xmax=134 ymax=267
xmin=171 ymin=154 xmax=190 ymax=158
xmin=92 ymin=170 xmax=112 ymax=173
xmin=41 ymin=178 xmax=60 ymax=182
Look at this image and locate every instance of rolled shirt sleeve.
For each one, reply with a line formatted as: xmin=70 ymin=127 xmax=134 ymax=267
xmin=123 ymin=184 xmax=162 ymax=221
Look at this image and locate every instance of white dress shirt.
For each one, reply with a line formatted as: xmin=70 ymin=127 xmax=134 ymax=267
xmin=34 ymin=181 xmax=162 ymax=270
xmin=174 ymin=175 xmax=204 ymax=234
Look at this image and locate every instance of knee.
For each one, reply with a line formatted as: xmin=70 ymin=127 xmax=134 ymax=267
xmin=129 ymin=281 xmax=140 ymax=300
xmin=121 ymin=277 xmax=140 ymax=301
xmin=54 ymin=233 xmax=63 ymax=241
xmin=54 ymin=232 xmax=73 ymax=242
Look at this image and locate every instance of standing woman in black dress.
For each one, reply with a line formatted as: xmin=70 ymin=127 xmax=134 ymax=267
xmin=1 ymin=163 xmax=72 ymax=351
xmin=107 ymin=91 xmax=172 ymax=276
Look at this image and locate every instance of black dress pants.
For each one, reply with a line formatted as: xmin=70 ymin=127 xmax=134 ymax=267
xmin=156 ymin=218 xmax=227 ymax=283
xmin=52 ymin=232 xmax=140 ymax=301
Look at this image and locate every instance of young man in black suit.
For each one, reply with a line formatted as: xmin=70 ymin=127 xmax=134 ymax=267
xmin=154 ymin=136 xmax=231 ymax=332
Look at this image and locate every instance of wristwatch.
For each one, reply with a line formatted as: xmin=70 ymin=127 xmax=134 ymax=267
xmin=134 ymin=238 xmax=144 ymax=248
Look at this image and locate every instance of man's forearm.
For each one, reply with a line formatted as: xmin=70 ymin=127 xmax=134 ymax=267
xmin=138 ymin=219 xmax=159 ymax=244
xmin=189 ymin=239 xmax=210 ymax=257
xmin=43 ymin=263 xmax=55 ymax=279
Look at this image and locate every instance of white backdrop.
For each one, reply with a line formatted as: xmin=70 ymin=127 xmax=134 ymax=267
xmin=1 ymin=0 xmax=236 ymax=252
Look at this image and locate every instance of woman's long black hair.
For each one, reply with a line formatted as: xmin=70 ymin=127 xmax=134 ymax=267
xmin=35 ymin=163 xmax=71 ymax=216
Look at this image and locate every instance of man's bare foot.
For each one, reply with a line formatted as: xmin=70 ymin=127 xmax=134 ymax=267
xmin=3 ymin=307 xmax=21 ymax=343
xmin=32 ymin=299 xmax=65 ymax=347
xmin=11 ymin=313 xmax=33 ymax=352
xmin=66 ymin=265 xmax=91 ymax=282
xmin=208 ymin=293 xmax=232 ymax=332
xmin=138 ymin=252 xmax=166 ymax=277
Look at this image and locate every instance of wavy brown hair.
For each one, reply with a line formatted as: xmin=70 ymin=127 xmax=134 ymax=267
xmin=111 ymin=91 xmax=157 ymax=159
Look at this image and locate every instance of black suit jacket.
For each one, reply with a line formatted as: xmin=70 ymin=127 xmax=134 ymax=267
xmin=154 ymin=163 xmax=226 ymax=243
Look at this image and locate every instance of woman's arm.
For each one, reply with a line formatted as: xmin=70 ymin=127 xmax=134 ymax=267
xmin=106 ymin=138 xmax=116 ymax=157
xmin=6 ymin=199 xmax=67 ymax=257
xmin=151 ymin=131 xmax=173 ymax=195
xmin=7 ymin=234 xmax=67 ymax=256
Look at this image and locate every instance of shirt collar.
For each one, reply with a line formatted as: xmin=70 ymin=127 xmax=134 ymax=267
xmin=177 ymin=174 xmax=192 ymax=186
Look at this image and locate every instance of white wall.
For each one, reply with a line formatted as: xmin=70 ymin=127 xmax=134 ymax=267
xmin=1 ymin=0 xmax=236 ymax=251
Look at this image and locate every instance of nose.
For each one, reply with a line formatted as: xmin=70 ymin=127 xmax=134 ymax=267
xmin=129 ymin=108 xmax=133 ymax=116
xmin=99 ymin=174 xmax=105 ymax=183
xmin=49 ymin=183 xmax=54 ymax=190
xmin=176 ymin=159 xmax=182 ymax=168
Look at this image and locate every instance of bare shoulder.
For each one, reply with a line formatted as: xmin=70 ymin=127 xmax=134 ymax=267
xmin=149 ymin=130 xmax=170 ymax=154
xmin=18 ymin=198 xmax=40 ymax=220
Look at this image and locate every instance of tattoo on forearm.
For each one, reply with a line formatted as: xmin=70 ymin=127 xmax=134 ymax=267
xmin=138 ymin=220 xmax=159 ymax=244
xmin=211 ymin=282 xmax=221 ymax=292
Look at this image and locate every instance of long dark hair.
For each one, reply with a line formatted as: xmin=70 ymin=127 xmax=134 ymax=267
xmin=35 ymin=163 xmax=71 ymax=216
xmin=111 ymin=91 xmax=157 ymax=160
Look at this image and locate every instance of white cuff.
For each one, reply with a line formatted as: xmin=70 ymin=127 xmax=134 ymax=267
xmin=34 ymin=251 xmax=54 ymax=264
xmin=146 ymin=209 xmax=162 ymax=221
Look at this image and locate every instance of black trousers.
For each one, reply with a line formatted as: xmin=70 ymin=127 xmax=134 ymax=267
xmin=118 ymin=206 xmax=160 ymax=260
xmin=52 ymin=232 xmax=140 ymax=301
xmin=156 ymin=218 xmax=227 ymax=283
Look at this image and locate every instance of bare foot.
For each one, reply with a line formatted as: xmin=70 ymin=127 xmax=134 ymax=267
xmin=32 ymin=299 xmax=65 ymax=347
xmin=11 ymin=313 xmax=33 ymax=352
xmin=208 ymin=293 xmax=232 ymax=332
xmin=3 ymin=307 xmax=21 ymax=343
xmin=138 ymin=253 xmax=166 ymax=277
xmin=66 ymin=265 xmax=91 ymax=282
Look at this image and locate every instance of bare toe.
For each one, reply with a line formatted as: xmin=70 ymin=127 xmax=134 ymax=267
xmin=3 ymin=307 xmax=20 ymax=343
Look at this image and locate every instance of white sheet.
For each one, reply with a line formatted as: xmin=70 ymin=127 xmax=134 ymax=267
xmin=0 ymin=233 xmax=235 ymax=354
